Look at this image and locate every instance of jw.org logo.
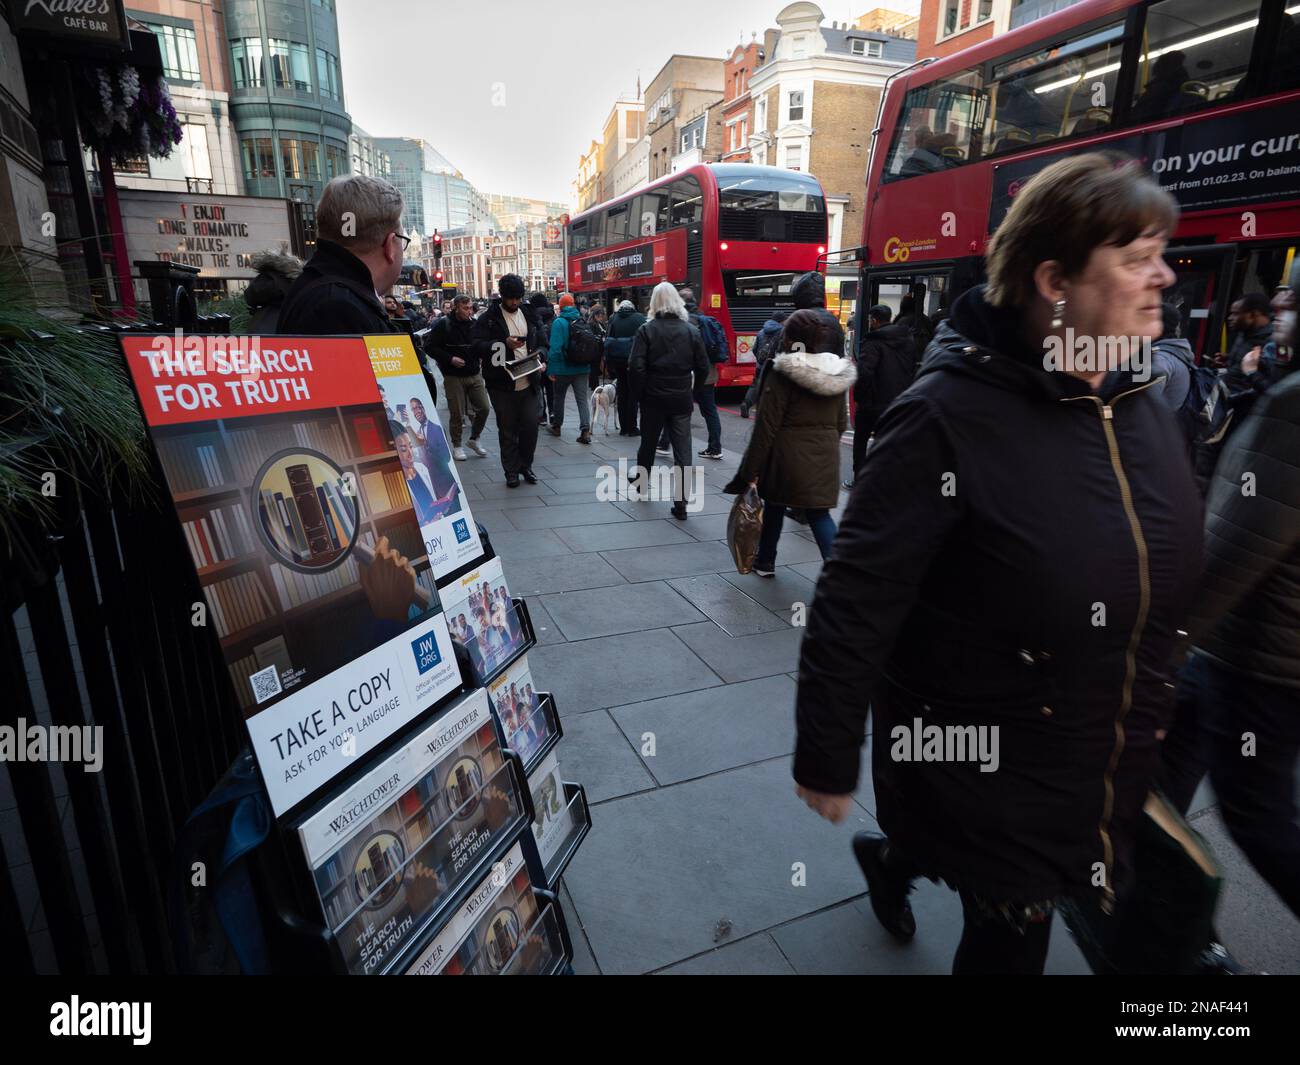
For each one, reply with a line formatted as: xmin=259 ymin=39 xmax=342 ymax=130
xmin=452 ymin=518 xmax=471 ymax=544
xmin=411 ymin=632 xmax=442 ymax=675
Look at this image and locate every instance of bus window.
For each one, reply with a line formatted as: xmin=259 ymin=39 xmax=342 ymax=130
xmin=670 ymin=176 xmax=703 ymax=227
xmin=1130 ymin=0 xmax=1260 ymax=122
xmin=986 ymin=22 xmax=1124 ymax=156
xmin=1271 ymin=4 xmax=1300 ymax=91
xmin=883 ymin=67 xmax=986 ymax=181
xmin=639 ymin=188 xmax=670 ymax=235
xmin=570 ymin=218 xmax=588 ymax=254
xmin=607 ymin=202 xmax=631 ymax=244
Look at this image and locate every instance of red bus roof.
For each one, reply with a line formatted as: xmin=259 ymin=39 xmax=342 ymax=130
xmin=891 ymin=0 xmax=1135 ymax=90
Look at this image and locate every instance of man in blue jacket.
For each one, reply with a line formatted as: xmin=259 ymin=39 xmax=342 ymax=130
xmin=547 ymin=293 xmax=592 ymax=444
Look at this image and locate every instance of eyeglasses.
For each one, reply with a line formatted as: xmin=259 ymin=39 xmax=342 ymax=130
xmin=392 ymin=232 xmax=411 ymax=251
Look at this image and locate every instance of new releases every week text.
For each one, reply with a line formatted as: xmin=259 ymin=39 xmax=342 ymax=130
xmin=121 ymin=335 xmax=383 ymax=426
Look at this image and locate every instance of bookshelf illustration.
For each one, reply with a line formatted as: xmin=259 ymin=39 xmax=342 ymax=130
xmin=154 ymin=404 xmax=435 ymax=713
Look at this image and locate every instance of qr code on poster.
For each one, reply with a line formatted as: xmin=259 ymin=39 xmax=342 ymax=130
xmin=249 ymin=664 xmax=282 ymax=704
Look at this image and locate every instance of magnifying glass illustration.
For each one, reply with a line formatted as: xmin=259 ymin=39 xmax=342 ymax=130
xmin=251 ymin=447 xmax=432 ymax=608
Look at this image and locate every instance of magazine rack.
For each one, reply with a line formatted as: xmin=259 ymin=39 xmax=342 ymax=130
xmin=453 ymin=597 xmax=537 ymax=687
xmin=498 ymin=691 xmax=562 ymax=777
xmin=528 ymin=781 xmax=591 ymax=891
xmin=499 ymin=891 xmax=573 ymax=976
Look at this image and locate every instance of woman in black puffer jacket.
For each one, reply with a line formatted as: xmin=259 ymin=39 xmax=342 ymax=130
xmin=629 ymin=282 xmax=710 ymax=520
xmin=792 ymin=154 xmax=1203 ymax=974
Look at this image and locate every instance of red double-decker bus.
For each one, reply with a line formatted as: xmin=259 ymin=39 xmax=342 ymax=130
xmin=858 ymin=0 xmax=1300 ymax=357
xmin=565 ymin=163 xmax=829 ymax=388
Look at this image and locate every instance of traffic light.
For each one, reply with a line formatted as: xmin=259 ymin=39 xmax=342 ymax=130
xmin=434 ymin=270 xmax=443 ymax=283
xmin=433 ymin=231 xmax=442 ymax=262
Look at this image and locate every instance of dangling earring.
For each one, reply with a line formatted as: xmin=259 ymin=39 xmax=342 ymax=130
xmin=1050 ymin=298 xmax=1067 ymax=330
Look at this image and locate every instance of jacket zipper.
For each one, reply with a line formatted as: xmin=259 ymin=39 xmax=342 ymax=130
xmin=1061 ymin=379 xmax=1159 ymax=913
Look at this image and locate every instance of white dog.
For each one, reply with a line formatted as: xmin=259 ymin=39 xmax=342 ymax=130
xmin=591 ymin=381 xmax=619 ymax=434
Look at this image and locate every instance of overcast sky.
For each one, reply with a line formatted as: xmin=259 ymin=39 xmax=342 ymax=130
xmin=337 ymin=0 xmax=921 ymax=207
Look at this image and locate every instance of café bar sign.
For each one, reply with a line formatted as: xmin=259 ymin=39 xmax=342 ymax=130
xmin=118 ymin=189 xmax=294 ymax=280
xmin=14 ymin=0 xmax=129 ymax=49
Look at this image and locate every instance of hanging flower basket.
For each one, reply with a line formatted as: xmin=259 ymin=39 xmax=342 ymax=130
xmin=76 ymin=64 xmax=184 ymax=164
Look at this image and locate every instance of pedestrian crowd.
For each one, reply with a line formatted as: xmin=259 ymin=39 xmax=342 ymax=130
xmin=258 ymin=164 xmax=1298 ymax=974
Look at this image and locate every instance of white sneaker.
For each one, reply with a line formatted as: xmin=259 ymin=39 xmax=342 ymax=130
xmin=467 ymin=439 xmax=487 ymax=457
xmin=453 ymin=447 xmax=468 ymax=461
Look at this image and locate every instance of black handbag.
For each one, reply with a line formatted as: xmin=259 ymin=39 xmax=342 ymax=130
xmin=1058 ymin=790 xmax=1222 ymax=975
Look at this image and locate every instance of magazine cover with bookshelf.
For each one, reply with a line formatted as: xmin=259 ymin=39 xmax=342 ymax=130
xmin=486 ymin=655 xmax=553 ymax=767
xmin=404 ymin=841 xmax=558 ymax=975
xmin=296 ymin=688 xmax=522 ymax=975
xmin=119 ymin=334 xmax=462 ymax=816
xmin=364 ymin=336 xmax=485 ymax=580
xmin=528 ymin=749 xmax=577 ymax=877
xmin=441 ymin=557 xmax=527 ymax=680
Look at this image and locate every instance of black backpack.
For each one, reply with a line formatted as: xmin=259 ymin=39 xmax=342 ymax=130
xmin=1167 ymin=345 xmax=1234 ymax=449
xmin=566 ymin=316 xmax=603 ymax=366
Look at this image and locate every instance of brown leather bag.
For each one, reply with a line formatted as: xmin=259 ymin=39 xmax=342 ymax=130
xmin=727 ymin=484 xmax=764 ymax=574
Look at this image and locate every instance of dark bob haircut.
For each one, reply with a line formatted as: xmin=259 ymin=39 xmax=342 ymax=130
xmin=985 ymin=152 xmax=1179 ymax=309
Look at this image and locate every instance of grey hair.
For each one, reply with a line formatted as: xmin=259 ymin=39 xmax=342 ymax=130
xmin=648 ymin=281 xmax=688 ymax=321
xmin=316 ymin=174 xmax=404 ymax=252
xmin=617 ymin=299 xmax=635 ymax=311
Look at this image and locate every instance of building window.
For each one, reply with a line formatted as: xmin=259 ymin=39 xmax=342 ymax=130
xmin=280 ymin=137 xmax=320 ymax=180
xmin=755 ymin=95 xmax=766 ymax=130
xmin=240 ymin=136 xmax=275 ymax=178
xmin=850 ymin=38 xmax=884 ymax=58
xmin=785 ymin=143 xmax=803 ymax=171
xmin=144 ymin=23 xmax=200 ymax=81
xmin=789 ymin=90 xmax=805 ymax=123
xmin=266 ymin=40 xmax=310 ymax=91
xmin=791 ymin=35 xmax=807 ymax=59
xmin=325 ymin=143 xmax=347 ymax=179
xmin=230 ymin=39 xmax=265 ymax=88
xmin=316 ymin=49 xmax=342 ymax=101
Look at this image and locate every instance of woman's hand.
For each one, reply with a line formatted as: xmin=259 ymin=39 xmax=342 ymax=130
xmin=795 ymin=784 xmax=854 ymax=824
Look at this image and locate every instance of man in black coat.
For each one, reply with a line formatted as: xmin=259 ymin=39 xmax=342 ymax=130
xmin=845 ymin=304 xmax=921 ymax=486
xmin=1160 ymin=286 xmax=1300 ymax=920
xmin=278 ymin=174 xmax=406 ymax=337
xmin=472 ymin=274 xmax=543 ymax=487
xmin=425 ymin=295 xmax=489 ymax=460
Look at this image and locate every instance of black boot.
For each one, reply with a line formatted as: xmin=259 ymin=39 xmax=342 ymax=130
xmin=852 ymin=832 xmax=917 ymax=941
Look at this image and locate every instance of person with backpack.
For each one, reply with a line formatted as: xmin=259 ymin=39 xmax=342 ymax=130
xmin=1147 ymin=303 xmax=1237 ymax=493
xmin=740 ymin=310 xmax=788 ymax=419
xmin=679 ymin=287 xmax=727 ymax=459
xmin=606 ymin=299 xmax=646 ymax=435
xmin=548 ymin=293 xmax=595 ymax=444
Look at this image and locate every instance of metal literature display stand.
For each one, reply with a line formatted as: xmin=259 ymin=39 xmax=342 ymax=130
xmin=115 ymin=331 xmax=591 ymax=975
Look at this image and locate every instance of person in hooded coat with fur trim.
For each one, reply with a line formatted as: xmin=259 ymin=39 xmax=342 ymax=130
xmin=724 ymin=309 xmax=856 ymax=576
xmin=243 ymin=249 xmax=303 ymax=333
